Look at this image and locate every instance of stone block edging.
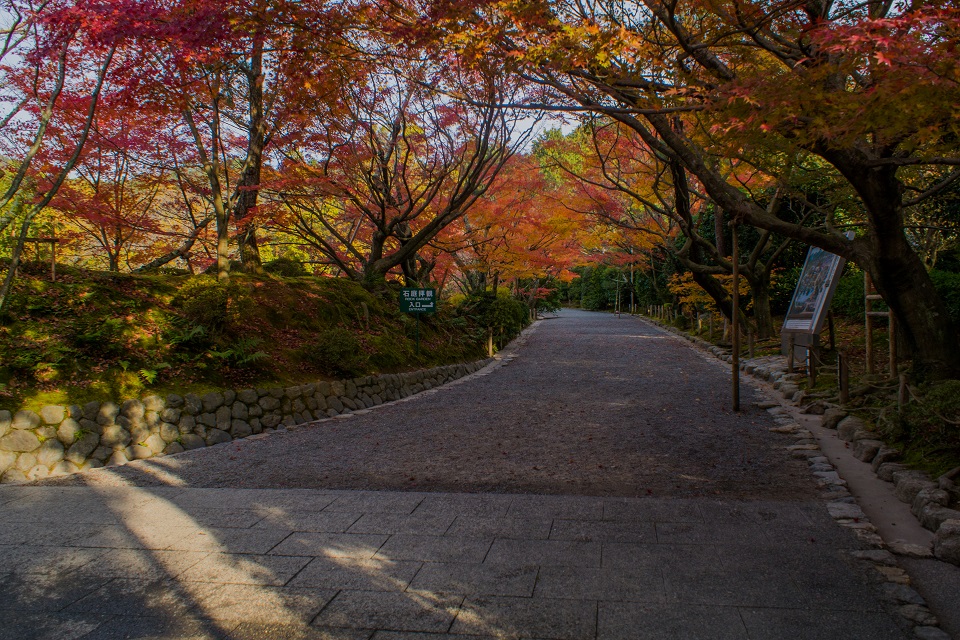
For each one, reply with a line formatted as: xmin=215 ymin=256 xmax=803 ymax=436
xmin=0 ymin=358 xmax=493 ymax=484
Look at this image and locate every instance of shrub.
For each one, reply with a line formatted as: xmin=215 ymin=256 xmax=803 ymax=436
xmin=299 ymin=327 xmax=367 ymax=377
xmin=456 ymin=292 xmax=529 ymax=343
xmin=829 ymin=267 xmax=866 ymax=319
xmin=172 ymin=278 xmax=245 ymax=334
xmin=895 ymin=380 xmax=960 ymax=476
xmin=264 ymin=257 xmax=307 ymax=277
xmin=930 ymin=270 xmax=960 ymax=325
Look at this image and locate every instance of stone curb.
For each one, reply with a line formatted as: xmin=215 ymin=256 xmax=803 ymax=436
xmin=639 ymin=314 xmax=955 ymax=639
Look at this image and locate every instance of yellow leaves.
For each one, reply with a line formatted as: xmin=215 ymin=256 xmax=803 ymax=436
xmin=668 ymin=272 xmax=749 ymax=310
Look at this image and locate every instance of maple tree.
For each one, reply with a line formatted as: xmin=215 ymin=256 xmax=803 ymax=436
xmin=415 ymin=0 xmax=960 ymax=378
xmin=268 ymin=56 xmax=530 ymax=286
xmin=540 ymin=120 xmax=807 ymax=338
xmin=440 ymin=153 xmax=582 ymax=299
xmin=0 ymin=0 xmax=130 ymax=310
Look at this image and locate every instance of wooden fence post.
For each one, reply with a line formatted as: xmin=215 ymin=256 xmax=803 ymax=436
xmin=838 ymin=351 xmax=849 ymax=405
xmin=787 ymin=333 xmax=795 ymax=373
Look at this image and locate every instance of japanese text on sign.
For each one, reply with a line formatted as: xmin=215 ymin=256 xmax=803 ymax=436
xmin=399 ymin=288 xmax=437 ymax=314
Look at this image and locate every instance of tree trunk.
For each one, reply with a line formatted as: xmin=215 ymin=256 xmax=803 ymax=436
xmin=237 ymin=227 xmax=262 ymax=272
xmin=825 ymin=151 xmax=960 ymax=380
xmin=749 ymin=273 xmax=775 ymax=340
xmin=0 ymin=211 xmax=35 ymax=313
xmin=234 ymin=41 xmax=266 ymax=274
xmin=135 ymin=215 xmax=213 ymax=272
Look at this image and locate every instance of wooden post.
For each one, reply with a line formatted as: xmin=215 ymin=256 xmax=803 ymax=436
xmin=838 ymin=351 xmax=849 ymax=405
xmin=889 ymin=312 xmax=897 ymax=377
xmin=808 ymin=342 xmax=818 ymax=387
xmin=487 ymin=327 xmax=493 ymax=357
xmin=898 ymin=374 xmax=908 ymax=412
xmin=827 ymin=310 xmax=835 ymax=351
xmin=731 ymin=224 xmax=740 ymax=412
xmin=865 ymin=272 xmax=875 ymax=374
xmin=787 ymin=333 xmax=795 ymax=373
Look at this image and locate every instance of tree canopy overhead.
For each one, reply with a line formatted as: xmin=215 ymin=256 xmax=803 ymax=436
xmin=0 ymin=0 xmax=958 ymax=378
xmin=401 ymin=0 xmax=960 ymax=378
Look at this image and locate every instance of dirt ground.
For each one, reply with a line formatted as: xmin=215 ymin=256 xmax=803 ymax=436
xmin=50 ymin=310 xmax=816 ymax=500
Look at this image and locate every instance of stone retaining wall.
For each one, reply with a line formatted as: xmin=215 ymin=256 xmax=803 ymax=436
xmin=0 ymin=359 xmax=492 ymax=484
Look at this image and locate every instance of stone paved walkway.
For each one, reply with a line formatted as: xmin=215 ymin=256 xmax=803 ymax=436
xmin=0 ymin=311 xmax=916 ymax=639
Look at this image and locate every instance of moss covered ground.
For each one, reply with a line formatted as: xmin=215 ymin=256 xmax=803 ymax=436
xmin=0 ymin=264 xmax=487 ymax=411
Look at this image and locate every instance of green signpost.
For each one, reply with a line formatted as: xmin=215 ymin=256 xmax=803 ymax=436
xmin=400 ymin=288 xmax=436 ymax=355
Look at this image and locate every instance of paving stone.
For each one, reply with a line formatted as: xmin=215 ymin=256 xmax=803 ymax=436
xmin=191 ymin=583 xmax=337 ymax=624
xmin=347 ymin=512 xmax=457 ymax=536
xmin=0 ymin=545 xmax=107 ymax=575
xmin=0 ymin=571 xmax=110 ymax=613
xmin=70 ymin=524 xmax=199 ymax=550
xmin=270 ymin=532 xmax=388 ymax=558
xmin=602 ymin=498 xmax=703 ymax=522
xmin=505 ymin=495 xmax=604 ymax=520
xmin=655 ymin=521 xmax=770 ymax=545
xmin=662 ymin=563 xmax=803 ymax=607
xmin=231 ymin=623 xmax=373 ymax=640
xmin=286 ymin=557 xmax=421 ymax=591
xmin=738 ymin=607 xmax=906 ymax=640
xmin=0 ymin=612 xmax=103 ymax=640
xmin=77 ymin=615 xmax=221 ymax=640
xmin=177 ymin=553 xmax=312 ymax=585
xmin=255 ymin=511 xmax=362 ymax=533
xmin=375 ymin=535 xmax=492 ymax=563
xmin=484 ymin=539 xmax=600 ymax=568
xmin=325 ymin=492 xmax=425 ymax=514
xmin=598 ymin=602 xmax=748 ymax=639
xmin=549 ymin=519 xmax=656 ymax=543
xmin=167 ymin=527 xmax=294 ymax=554
xmin=408 ymin=562 xmax=538 ymax=597
xmin=313 ymin=590 xmax=462 ymax=633
xmin=450 ymin=595 xmax=596 ymax=640
xmin=444 ymin=515 xmax=552 ymax=540
xmin=601 ymin=542 xmax=719 ymax=571
xmin=535 ymin=565 xmax=664 ymax=602
xmin=175 ymin=507 xmax=267 ymax=529
xmin=64 ymin=578 xmax=199 ymax=617
xmin=172 ymin=488 xmax=337 ymax=512
xmin=75 ymin=548 xmax=209 ymax=580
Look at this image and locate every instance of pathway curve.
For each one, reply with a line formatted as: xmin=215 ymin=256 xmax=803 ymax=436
xmin=0 ymin=310 xmax=921 ymax=639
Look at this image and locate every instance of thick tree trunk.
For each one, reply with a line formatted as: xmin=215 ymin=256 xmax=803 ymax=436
xmin=748 ymin=274 xmax=775 ymax=340
xmin=825 ymin=152 xmax=960 ymax=380
xmin=237 ymin=227 xmax=262 ymax=272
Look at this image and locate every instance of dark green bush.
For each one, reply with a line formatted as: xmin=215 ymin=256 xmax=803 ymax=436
xmin=930 ymin=270 xmax=960 ymax=325
xmin=829 ymin=267 xmax=866 ymax=319
xmin=895 ymin=380 xmax=960 ymax=476
xmin=299 ymin=327 xmax=367 ymax=377
xmin=264 ymin=257 xmax=307 ymax=277
xmin=455 ymin=292 xmax=529 ymax=345
xmin=172 ymin=278 xmax=241 ymax=334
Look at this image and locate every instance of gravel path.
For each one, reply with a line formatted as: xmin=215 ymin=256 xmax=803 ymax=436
xmin=61 ymin=309 xmax=815 ymax=499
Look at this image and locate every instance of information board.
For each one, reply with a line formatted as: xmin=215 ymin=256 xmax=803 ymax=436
xmin=782 ymin=245 xmax=846 ymax=335
xmin=400 ymin=288 xmax=437 ymax=314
